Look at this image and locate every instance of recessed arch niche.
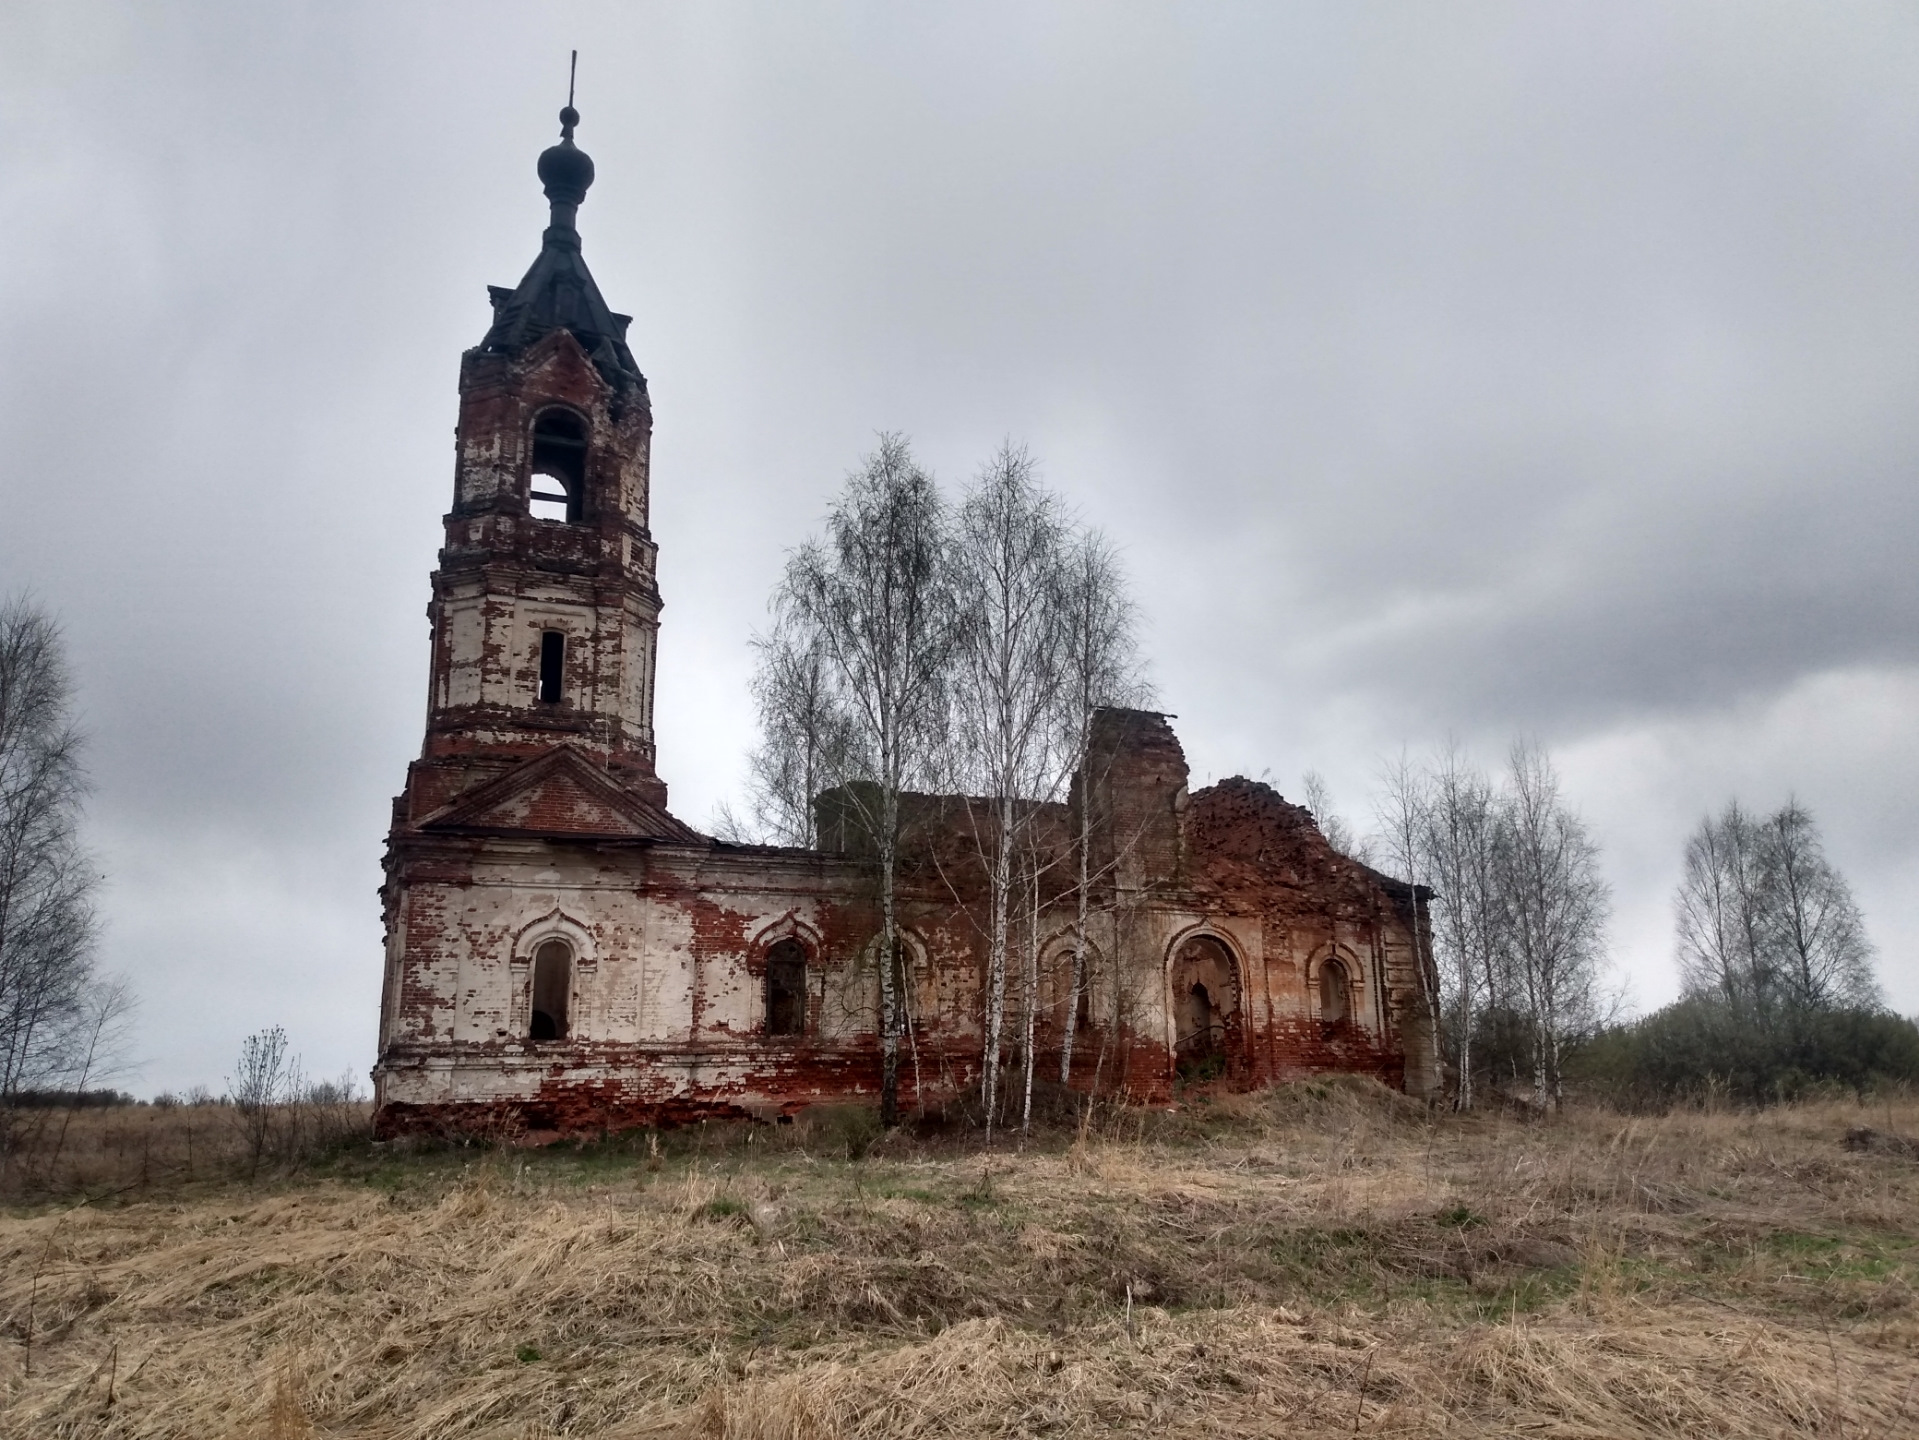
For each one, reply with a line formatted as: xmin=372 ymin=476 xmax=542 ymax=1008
xmin=1169 ymin=932 xmax=1243 ymax=1080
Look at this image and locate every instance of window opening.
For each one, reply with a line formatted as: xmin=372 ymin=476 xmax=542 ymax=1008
xmin=764 ymin=938 xmax=808 ymax=1036
xmin=1320 ymin=959 xmax=1349 ymax=1025
xmin=529 ymin=411 xmax=587 ymax=523
xmin=530 ymin=939 xmax=572 ymax=1040
xmin=538 ymin=631 xmax=565 ymax=704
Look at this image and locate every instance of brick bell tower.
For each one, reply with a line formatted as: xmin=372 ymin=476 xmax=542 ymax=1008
xmin=399 ymin=99 xmax=670 ymax=822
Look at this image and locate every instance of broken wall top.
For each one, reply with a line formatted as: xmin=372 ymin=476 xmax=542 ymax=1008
xmin=1185 ymin=775 xmax=1424 ymax=912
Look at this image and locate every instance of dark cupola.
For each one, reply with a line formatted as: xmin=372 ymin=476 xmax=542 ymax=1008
xmin=480 ymin=103 xmax=645 ymax=395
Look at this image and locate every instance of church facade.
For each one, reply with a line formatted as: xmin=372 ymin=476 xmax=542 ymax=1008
xmin=370 ymin=109 xmax=1440 ymax=1137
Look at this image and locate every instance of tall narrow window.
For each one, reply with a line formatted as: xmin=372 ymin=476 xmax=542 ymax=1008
xmin=531 ymin=940 xmax=572 ymax=1040
xmin=529 ymin=411 xmax=587 ymax=522
xmin=1320 ymin=959 xmax=1349 ymax=1025
xmin=538 ymin=631 xmax=565 ymax=703
xmin=765 ymin=938 xmax=808 ymax=1036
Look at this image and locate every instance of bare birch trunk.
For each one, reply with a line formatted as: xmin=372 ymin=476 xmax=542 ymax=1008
xmin=1059 ymin=782 xmax=1092 ymax=1086
xmin=878 ymin=784 xmax=902 ymax=1129
xmin=982 ymin=792 xmax=1012 ymax=1141
xmin=1020 ymin=851 xmax=1039 ymax=1134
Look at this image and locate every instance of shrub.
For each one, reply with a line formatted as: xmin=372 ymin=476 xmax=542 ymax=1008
xmin=4 ymin=1088 xmax=134 ymax=1109
xmin=795 ymin=1102 xmax=884 ymax=1160
xmin=1570 ymin=997 xmax=1919 ymax=1108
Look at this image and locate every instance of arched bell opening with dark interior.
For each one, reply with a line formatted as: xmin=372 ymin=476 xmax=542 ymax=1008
xmin=764 ymin=937 xmax=808 ymax=1037
xmin=528 ymin=409 xmax=587 ymax=523
xmin=530 ymin=938 xmax=572 ymax=1040
xmin=1319 ymin=956 xmax=1351 ymax=1030
xmin=1170 ymin=934 xmax=1242 ymax=1082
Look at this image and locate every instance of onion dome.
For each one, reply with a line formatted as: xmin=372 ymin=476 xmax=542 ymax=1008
xmin=537 ymin=106 xmax=595 ymax=209
xmin=478 ymin=103 xmax=644 ymax=396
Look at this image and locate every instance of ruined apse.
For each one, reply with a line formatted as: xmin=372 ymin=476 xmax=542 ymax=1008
xmin=371 ymin=106 xmax=1441 ymax=1137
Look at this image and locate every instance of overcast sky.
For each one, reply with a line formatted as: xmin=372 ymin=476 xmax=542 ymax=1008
xmin=2 ymin=2 xmax=1914 ymax=1095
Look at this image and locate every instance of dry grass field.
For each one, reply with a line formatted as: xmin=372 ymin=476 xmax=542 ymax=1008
xmin=2 ymin=1080 xmax=1916 ymax=1438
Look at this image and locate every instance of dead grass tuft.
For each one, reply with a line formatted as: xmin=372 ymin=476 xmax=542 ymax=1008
xmin=1 ymin=1089 xmax=1915 ymax=1437
xmin=0 ymin=1100 xmax=372 ymax=1202
xmin=263 ymin=1354 xmax=313 ymax=1440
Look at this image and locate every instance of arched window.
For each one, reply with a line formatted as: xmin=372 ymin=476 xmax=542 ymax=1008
xmin=764 ymin=938 xmax=808 ymax=1036
xmin=529 ymin=410 xmax=587 ymax=523
xmin=530 ymin=939 xmax=572 ymax=1040
xmin=1319 ymin=958 xmax=1349 ymax=1025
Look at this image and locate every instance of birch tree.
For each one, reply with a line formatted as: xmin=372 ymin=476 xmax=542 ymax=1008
xmin=1677 ymin=799 xmax=1878 ymax=1015
xmin=1675 ymin=800 xmax=1769 ymax=1008
xmin=0 ymin=600 xmax=97 ymax=1099
xmin=1418 ymin=745 xmax=1502 ymax=1111
xmin=1497 ymin=741 xmax=1608 ymax=1109
xmin=770 ymin=437 xmax=959 ymax=1127
xmin=1052 ymin=529 xmax=1148 ymax=1091
xmin=0 ymin=598 xmax=122 ymax=1170
xmin=949 ymin=445 xmax=1069 ymax=1139
xmin=1760 ymin=800 xmax=1879 ymax=1011
xmin=743 ymin=622 xmax=854 ymax=848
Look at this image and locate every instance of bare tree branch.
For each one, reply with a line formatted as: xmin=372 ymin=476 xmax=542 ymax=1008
xmin=0 ymin=595 xmax=125 ymax=1179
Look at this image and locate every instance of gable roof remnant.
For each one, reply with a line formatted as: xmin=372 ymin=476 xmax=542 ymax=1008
xmin=416 ymin=746 xmax=700 ymax=843
xmin=1186 ymin=776 xmax=1431 ymax=903
xmin=478 ymin=103 xmax=645 ymax=396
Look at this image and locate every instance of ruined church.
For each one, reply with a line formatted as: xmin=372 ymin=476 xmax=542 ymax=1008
xmin=371 ymin=108 xmax=1439 ymax=1136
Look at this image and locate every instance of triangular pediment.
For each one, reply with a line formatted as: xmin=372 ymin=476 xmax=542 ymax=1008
xmin=418 ymin=748 xmax=701 ymax=843
xmin=519 ymin=327 xmax=606 ymax=393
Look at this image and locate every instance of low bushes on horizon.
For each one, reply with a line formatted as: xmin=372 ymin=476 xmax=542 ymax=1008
xmin=1570 ymin=996 xmax=1919 ymax=1108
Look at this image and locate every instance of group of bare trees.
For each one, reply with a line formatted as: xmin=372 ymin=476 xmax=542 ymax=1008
xmin=0 ymin=597 xmax=130 ymax=1174
xmin=1374 ymin=741 xmax=1611 ymax=1112
xmin=1578 ymin=800 xmax=1895 ymax=1106
xmin=742 ymin=436 xmax=1148 ymax=1131
xmin=1676 ymin=800 xmax=1878 ymax=1017
xmin=1378 ymin=746 xmax=1889 ymax=1109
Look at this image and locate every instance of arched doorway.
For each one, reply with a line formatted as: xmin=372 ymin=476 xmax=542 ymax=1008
xmin=1170 ymin=934 xmax=1241 ymax=1081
